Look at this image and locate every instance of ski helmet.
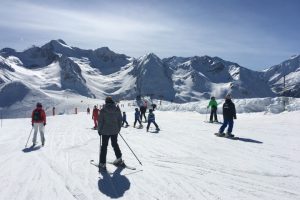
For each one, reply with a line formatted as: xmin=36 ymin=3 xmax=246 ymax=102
xmin=36 ymin=102 xmax=42 ymax=107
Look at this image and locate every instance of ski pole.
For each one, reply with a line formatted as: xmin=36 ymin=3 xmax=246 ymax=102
xmin=99 ymin=135 xmax=102 ymax=165
xmin=118 ymin=132 xmax=142 ymax=165
xmin=25 ymin=127 xmax=34 ymax=148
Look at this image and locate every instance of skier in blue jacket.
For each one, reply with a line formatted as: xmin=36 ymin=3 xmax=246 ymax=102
xmin=134 ymin=108 xmax=143 ymax=128
xmin=146 ymin=109 xmax=160 ymax=132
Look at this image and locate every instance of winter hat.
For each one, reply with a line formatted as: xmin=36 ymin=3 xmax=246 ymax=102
xmin=225 ymin=94 xmax=231 ymax=99
xmin=105 ymin=96 xmax=114 ymax=104
xmin=211 ymin=96 xmax=215 ymax=100
xmin=36 ymin=102 xmax=42 ymax=107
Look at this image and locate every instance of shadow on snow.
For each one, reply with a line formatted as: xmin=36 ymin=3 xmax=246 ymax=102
xmin=98 ymin=167 xmax=130 ymax=198
xmin=236 ymin=137 xmax=263 ymax=144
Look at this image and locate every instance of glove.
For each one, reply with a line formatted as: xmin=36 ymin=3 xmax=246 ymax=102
xmin=98 ymin=131 xmax=101 ymax=136
xmin=32 ymin=123 xmax=34 ymax=127
xmin=43 ymin=122 xmax=46 ymax=126
xmin=234 ymin=116 xmax=237 ymax=119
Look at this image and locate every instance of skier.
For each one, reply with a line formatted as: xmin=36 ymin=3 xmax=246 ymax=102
xmin=97 ymin=96 xmax=123 ymax=171
xmin=52 ymin=106 xmax=55 ymax=116
xmin=151 ymin=103 xmax=157 ymax=111
xmin=92 ymin=105 xmax=99 ymax=129
xmin=139 ymin=105 xmax=147 ymax=122
xmin=87 ymin=107 xmax=90 ymax=114
xmin=134 ymin=108 xmax=143 ymax=128
xmin=146 ymin=109 xmax=160 ymax=132
xmin=122 ymin=112 xmax=129 ymax=127
xmin=31 ymin=102 xmax=46 ymax=146
xmin=207 ymin=96 xmax=218 ymax=122
xmin=217 ymin=94 xmax=237 ymax=137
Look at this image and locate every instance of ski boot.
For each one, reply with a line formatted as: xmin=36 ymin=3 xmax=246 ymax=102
xmin=216 ymin=132 xmax=225 ymax=137
xmin=113 ymin=158 xmax=125 ymax=167
xmin=98 ymin=163 xmax=106 ymax=172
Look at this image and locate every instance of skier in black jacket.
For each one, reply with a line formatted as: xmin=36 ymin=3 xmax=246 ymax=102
xmin=218 ymin=94 xmax=236 ymax=137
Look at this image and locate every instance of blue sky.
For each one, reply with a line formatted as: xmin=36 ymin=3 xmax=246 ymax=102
xmin=0 ymin=0 xmax=299 ymax=70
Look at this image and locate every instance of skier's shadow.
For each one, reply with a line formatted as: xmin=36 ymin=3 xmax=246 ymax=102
xmin=22 ymin=146 xmax=41 ymax=153
xmin=98 ymin=167 xmax=130 ymax=198
xmin=237 ymin=137 xmax=263 ymax=144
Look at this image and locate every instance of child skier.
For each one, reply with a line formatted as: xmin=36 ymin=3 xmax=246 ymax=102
xmin=217 ymin=94 xmax=237 ymax=137
xmin=207 ymin=96 xmax=218 ymax=122
xmin=31 ymin=102 xmax=46 ymax=147
xmin=134 ymin=108 xmax=143 ymax=128
xmin=122 ymin=112 xmax=129 ymax=127
xmin=146 ymin=109 xmax=160 ymax=132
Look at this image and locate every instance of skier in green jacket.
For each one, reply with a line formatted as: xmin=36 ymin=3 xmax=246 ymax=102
xmin=207 ymin=96 xmax=218 ymax=122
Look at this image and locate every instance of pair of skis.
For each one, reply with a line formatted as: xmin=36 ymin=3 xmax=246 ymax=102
xmin=90 ymin=160 xmax=136 ymax=172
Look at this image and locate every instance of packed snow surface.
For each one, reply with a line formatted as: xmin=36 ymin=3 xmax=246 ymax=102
xmin=0 ymin=106 xmax=299 ymax=200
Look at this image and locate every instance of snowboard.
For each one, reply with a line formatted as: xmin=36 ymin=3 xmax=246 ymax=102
xmin=214 ymin=133 xmax=239 ymax=140
xmin=204 ymin=121 xmax=223 ymax=124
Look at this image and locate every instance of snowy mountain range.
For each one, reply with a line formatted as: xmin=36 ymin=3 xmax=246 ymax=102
xmin=0 ymin=39 xmax=299 ymax=105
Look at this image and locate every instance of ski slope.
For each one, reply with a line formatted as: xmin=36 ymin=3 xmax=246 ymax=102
xmin=0 ymin=108 xmax=299 ymax=200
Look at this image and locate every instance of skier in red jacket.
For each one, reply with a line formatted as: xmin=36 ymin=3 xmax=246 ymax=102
xmin=31 ymin=102 xmax=46 ymax=147
xmin=92 ymin=105 xmax=99 ymax=129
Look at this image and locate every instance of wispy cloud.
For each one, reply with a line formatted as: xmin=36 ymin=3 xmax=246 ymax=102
xmin=0 ymin=0 xmax=299 ymax=69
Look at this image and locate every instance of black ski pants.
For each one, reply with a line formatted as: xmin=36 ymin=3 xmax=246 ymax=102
xmin=100 ymin=134 xmax=122 ymax=164
xmin=122 ymin=119 xmax=128 ymax=126
xmin=134 ymin=118 xmax=142 ymax=127
xmin=147 ymin=121 xmax=159 ymax=130
xmin=210 ymin=107 xmax=218 ymax=121
xmin=140 ymin=112 xmax=147 ymax=122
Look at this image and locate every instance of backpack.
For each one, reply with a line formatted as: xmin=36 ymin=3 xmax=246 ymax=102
xmin=33 ymin=110 xmax=42 ymax=121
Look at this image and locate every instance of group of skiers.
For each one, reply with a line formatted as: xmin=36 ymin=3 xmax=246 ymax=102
xmin=30 ymin=94 xmax=235 ymax=172
xmin=207 ymin=94 xmax=237 ymax=137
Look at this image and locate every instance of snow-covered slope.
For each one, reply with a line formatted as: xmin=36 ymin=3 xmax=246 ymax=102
xmin=164 ymin=56 xmax=275 ymax=101
xmin=0 ymin=108 xmax=299 ymax=200
xmin=263 ymin=55 xmax=300 ymax=97
xmin=131 ymin=53 xmax=175 ymax=101
xmin=0 ymin=39 xmax=299 ymax=107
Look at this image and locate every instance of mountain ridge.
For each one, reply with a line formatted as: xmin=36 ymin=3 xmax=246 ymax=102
xmin=0 ymin=39 xmax=299 ymax=104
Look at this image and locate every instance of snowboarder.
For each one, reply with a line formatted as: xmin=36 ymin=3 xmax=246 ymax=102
xmin=146 ymin=109 xmax=160 ymax=132
xmin=207 ymin=96 xmax=218 ymax=122
xmin=217 ymin=94 xmax=237 ymax=137
xmin=92 ymin=105 xmax=99 ymax=129
xmin=31 ymin=102 xmax=46 ymax=146
xmin=122 ymin=112 xmax=129 ymax=127
xmin=140 ymin=105 xmax=147 ymax=122
xmin=87 ymin=107 xmax=90 ymax=114
xmin=134 ymin=108 xmax=143 ymax=128
xmin=97 ymin=96 xmax=123 ymax=171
